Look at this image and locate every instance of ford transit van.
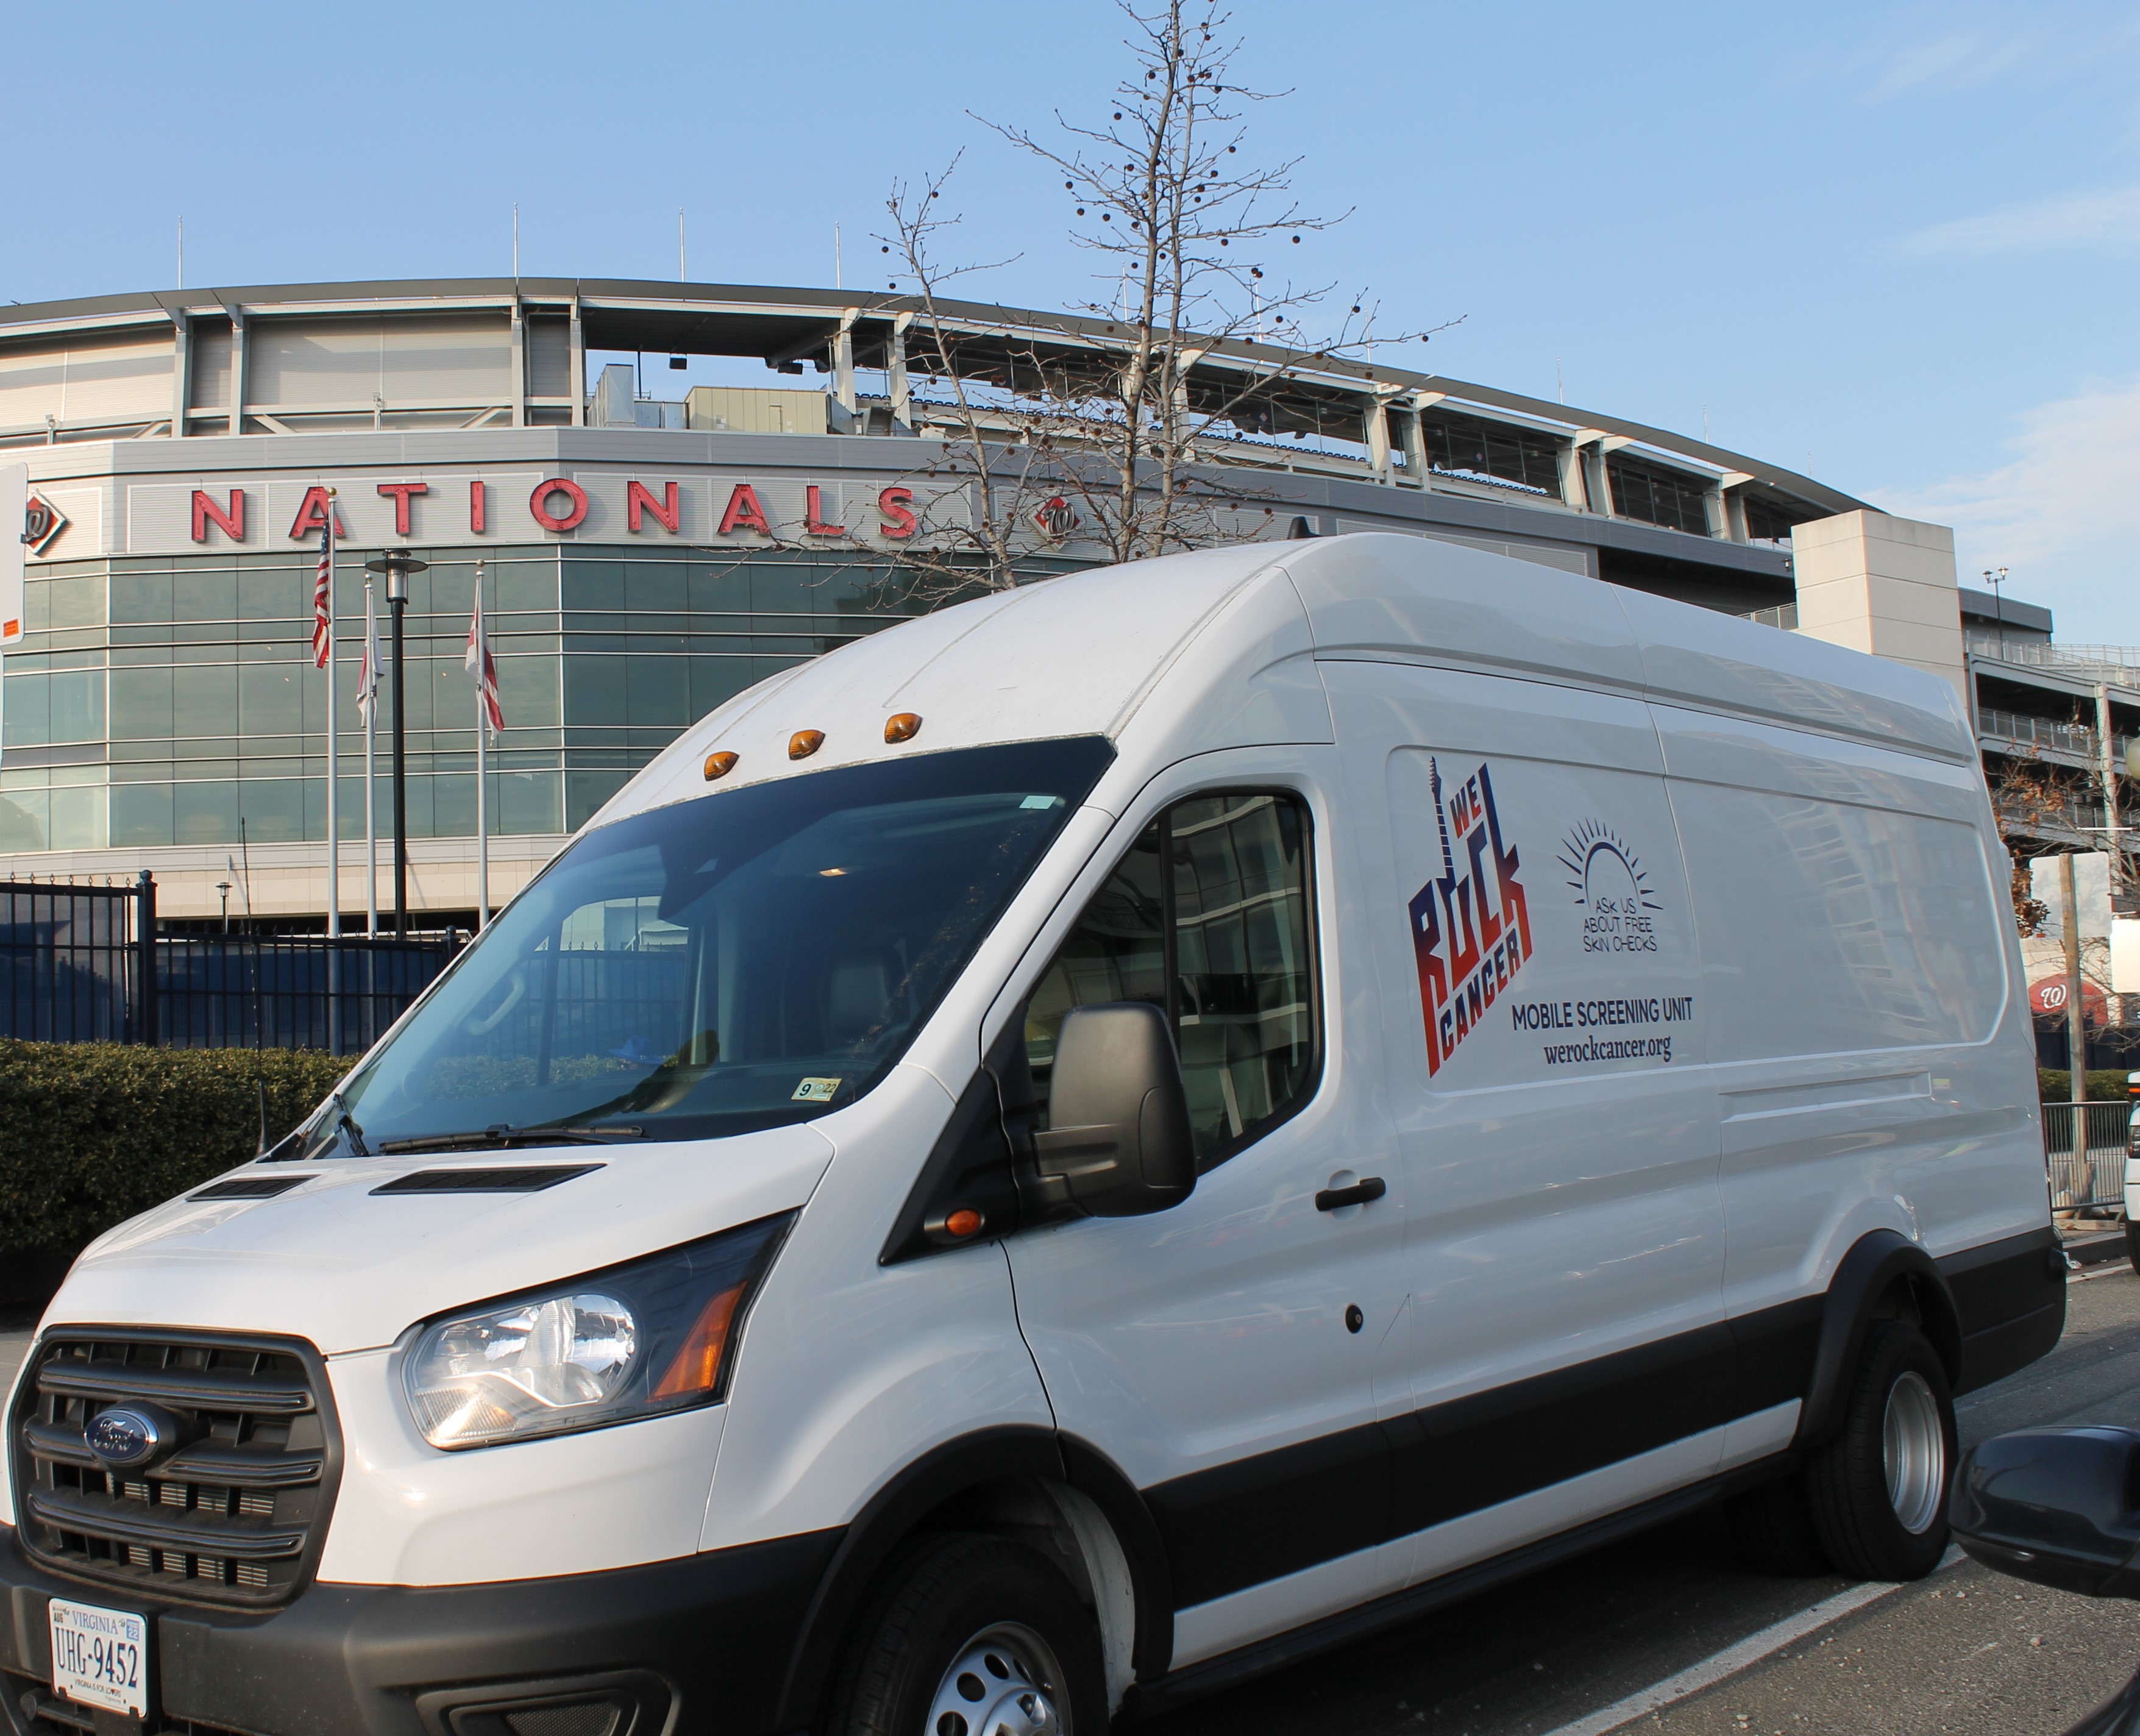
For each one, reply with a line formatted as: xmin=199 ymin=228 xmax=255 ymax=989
xmin=0 ymin=534 xmax=2063 ymax=1736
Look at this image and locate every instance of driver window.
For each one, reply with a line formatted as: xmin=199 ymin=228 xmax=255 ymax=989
xmin=1025 ymin=791 xmax=1318 ymax=1166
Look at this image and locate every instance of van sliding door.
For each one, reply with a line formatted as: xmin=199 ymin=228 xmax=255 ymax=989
xmin=1321 ymin=658 xmax=1735 ymax=1585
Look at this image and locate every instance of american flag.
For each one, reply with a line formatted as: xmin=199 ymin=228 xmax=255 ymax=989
xmin=311 ymin=522 xmax=333 ymax=670
xmin=464 ymin=571 xmax=504 ymax=739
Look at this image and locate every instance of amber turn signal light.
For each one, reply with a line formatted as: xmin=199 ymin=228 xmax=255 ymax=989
xmin=945 ymin=1208 xmax=984 ymax=1239
xmin=789 ymin=730 xmax=825 ymax=760
xmin=703 ymin=751 xmax=739 ymax=781
xmin=651 ymin=1283 xmax=747 ymax=1400
xmin=884 ymin=713 xmax=923 ymax=744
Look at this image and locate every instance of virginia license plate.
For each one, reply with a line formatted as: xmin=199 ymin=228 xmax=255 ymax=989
xmin=48 ymin=1598 xmax=148 ymax=1718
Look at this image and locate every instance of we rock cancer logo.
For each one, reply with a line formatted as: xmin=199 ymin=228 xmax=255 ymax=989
xmin=1407 ymin=759 xmax=1532 ymax=1076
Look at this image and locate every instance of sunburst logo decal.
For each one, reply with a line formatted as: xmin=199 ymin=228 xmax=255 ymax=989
xmin=1559 ymin=820 xmax=1662 ymax=955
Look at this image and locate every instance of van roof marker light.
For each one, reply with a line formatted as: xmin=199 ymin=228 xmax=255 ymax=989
xmin=884 ymin=713 xmax=923 ymax=744
xmin=789 ymin=730 xmax=825 ymax=760
xmin=703 ymin=751 xmax=738 ymax=781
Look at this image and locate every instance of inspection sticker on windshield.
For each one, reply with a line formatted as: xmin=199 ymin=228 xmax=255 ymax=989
xmin=792 ymin=1076 xmax=842 ymax=1103
xmin=49 ymin=1598 xmax=148 ymax=1717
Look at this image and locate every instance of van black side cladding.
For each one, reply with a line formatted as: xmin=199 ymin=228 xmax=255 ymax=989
xmin=1147 ymin=1299 xmax=1821 ymax=1609
xmin=369 ymin=1165 xmax=605 ymax=1195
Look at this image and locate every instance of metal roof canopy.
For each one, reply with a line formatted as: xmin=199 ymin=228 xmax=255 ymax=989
xmin=0 ymin=276 xmax=1871 ymax=520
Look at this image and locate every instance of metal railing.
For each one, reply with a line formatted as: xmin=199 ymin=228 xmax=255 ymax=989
xmin=1737 ymin=603 xmax=1799 ymax=630
xmin=2043 ymin=1101 xmax=2131 ymax=1211
xmin=1978 ymin=706 xmax=2101 ymax=757
xmin=0 ymin=875 xmax=460 ymax=1055
xmin=1969 ymin=635 xmax=2140 ymax=690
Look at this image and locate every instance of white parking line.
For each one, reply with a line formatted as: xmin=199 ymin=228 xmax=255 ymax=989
xmin=1535 ymin=1549 xmax=1963 ymax=1736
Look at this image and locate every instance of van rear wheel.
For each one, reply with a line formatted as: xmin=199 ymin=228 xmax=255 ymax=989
xmin=1804 ymin=1322 xmax=1956 ymax=1581
xmin=826 ymin=1533 xmax=1106 ymax=1736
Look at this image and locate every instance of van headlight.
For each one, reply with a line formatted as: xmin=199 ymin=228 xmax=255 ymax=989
xmin=403 ymin=1213 xmax=794 ymax=1450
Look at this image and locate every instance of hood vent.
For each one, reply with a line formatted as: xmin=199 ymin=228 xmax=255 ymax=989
xmin=190 ymin=1175 xmax=315 ymax=1201
xmin=371 ymin=1165 xmax=605 ymax=1195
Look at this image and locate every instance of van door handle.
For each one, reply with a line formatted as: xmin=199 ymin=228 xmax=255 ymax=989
xmin=1315 ymin=1176 xmax=1387 ymax=1212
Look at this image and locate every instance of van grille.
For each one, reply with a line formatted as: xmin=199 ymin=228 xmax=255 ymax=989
xmin=10 ymin=1331 xmax=339 ymax=1609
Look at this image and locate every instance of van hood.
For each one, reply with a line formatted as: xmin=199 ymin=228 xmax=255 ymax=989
xmin=39 ymin=1123 xmax=835 ymax=1356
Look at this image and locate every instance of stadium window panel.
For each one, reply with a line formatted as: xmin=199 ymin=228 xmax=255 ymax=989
xmin=689 ymin=563 xmax=751 ymax=614
xmin=111 ymin=574 xmax=174 ymax=624
xmin=110 ymin=669 xmax=175 ymax=741
xmin=625 ymin=561 xmax=688 ymax=615
xmin=46 ymin=577 xmax=107 ymax=630
xmin=0 ymin=791 xmax=47 ymax=851
xmin=563 ymin=655 xmax=631 ymax=727
xmin=49 ymin=671 xmax=106 ymax=744
xmin=240 ymin=664 xmax=305 ymax=736
xmin=238 ymin=567 xmax=297 ymax=619
xmin=625 ymin=659 xmax=689 ymax=728
xmin=172 ymin=780 xmax=241 ymax=846
xmin=173 ymin=570 xmax=238 ymax=623
xmin=1743 ymin=496 xmax=1810 ymax=544
xmin=2 ymin=674 xmax=49 ymax=748
xmin=492 ymin=560 xmax=560 ymax=615
xmin=48 ymin=781 xmax=106 ymax=852
xmin=497 ymin=770 xmax=563 ymax=835
xmin=561 ymin=561 xmax=627 ymax=613
xmin=1605 ymin=454 xmax=1712 ymax=536
xmin=1420 ymin=411 xmax=1559 ymax=494
xmin=110 ymin=783 xmax=174 ymax=848
xmin=497 ymin=655 xmax=562 ymax=728
xmin=237 ymin=778 xmax=307 ymax=844
xmin=172 ymin=666 xmax=238 ymax=738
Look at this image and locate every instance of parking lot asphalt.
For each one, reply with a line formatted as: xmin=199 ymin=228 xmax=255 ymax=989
xmin=2 ymin=1267 xmax=2136 ymax=1735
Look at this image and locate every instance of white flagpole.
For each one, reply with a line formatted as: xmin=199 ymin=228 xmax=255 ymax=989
xmin=363 ymin=576 xmax=379 ymax=936
xmin=324 ymin=494 xmax=340 ymax=941
xmin=474 ymin=561 xmax=489 ymax=930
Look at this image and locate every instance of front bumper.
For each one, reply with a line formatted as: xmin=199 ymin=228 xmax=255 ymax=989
xmin=0 ymin=1521 xmax=839 ymax=1736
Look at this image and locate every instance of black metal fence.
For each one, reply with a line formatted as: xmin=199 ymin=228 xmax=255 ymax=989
xmin=0 ymin=875 xmax=461 ymax=1056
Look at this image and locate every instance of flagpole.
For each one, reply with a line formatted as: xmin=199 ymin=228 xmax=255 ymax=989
xmin=474 ymin=560 xmax=489 ymax=930
xmin=363 ymin=576 xmax=379 ymax=936
xmin=323 ymin=496 xmax=340 ymax=941
xmin=322 ymin=491 xmax=341 ymax=1060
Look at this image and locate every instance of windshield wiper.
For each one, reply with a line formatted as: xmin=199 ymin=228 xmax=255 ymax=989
xmin=374 ymin=1124 xmax=646 ymax=1156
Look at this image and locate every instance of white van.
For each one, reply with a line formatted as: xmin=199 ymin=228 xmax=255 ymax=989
xmin=1 ymin=535 xmax=2063 ymax=1736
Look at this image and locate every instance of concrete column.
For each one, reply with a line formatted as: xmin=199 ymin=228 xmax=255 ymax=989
xmin=509 ymin=299 xmax=525 ymax=429
xmin=169 ymin=313 xmax=190 ymax=439
xmin=1365 ymin=392 xmax=1393 ymax=482
xmin=834 ymin=308 xmax=859 ymax=414
xmin=1789 ymin=510 xmax=1967 ymax=697
xmin=569 ymin=300 xmax=586 ymax=427
xmin=888 ymin=311 xmax=914 ymax=430
xmin=226 ymin=308 xmax=247 ymax=438
xmin=1399 ymin=399 xmax=1427 ymax=489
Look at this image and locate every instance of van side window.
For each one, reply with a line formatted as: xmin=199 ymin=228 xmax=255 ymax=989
xmin=1025 ymin=791 xmax=1318 ymax=1165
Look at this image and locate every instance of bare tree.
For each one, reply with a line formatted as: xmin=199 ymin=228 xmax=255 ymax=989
xmin=874 ymin=0 xmax=1458 ymax=591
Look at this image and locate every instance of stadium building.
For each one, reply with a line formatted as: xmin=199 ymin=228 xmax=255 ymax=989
xmin=0 ymin=276 xmax=2035 ymax=927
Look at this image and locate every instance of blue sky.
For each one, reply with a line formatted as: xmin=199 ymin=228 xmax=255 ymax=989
xmin=5 ymin=0 xmax=2136 ymax=636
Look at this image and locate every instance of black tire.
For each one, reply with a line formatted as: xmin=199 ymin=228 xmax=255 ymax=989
xmin=1804 ymin=1321 xmax=1957 ymax=1581
xmin=825 ymin=1532 xmax=1107 ymax=1736
xmin=2125 ymin=1221 xmax=2140 ymax=1278
xmin=1723 ymin=1471 xmax=1833 ymax=1577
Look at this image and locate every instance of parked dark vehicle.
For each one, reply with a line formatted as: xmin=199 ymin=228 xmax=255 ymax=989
xmin=1952 ymin=1426 xmax=2140 ymax=1733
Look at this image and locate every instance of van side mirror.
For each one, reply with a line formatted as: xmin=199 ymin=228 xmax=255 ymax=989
xmin=1951 ymin=1426 xmax=2140 ymax=1598
xmin=1029 ymin=1003 xmax=1196 ymax=1218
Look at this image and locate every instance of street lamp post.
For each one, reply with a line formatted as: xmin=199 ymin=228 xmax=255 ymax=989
xmin=364 ymin=550 xmax=429 ymax=936
xmin=215 ymin=880 xmax=232 ymax=934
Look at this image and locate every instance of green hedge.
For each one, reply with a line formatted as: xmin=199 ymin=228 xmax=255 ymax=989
xmin=2038 ymin=1069 xmax=2134 ymax=1104
xmin=0 ymin=1041 xmax=354 ymax=1254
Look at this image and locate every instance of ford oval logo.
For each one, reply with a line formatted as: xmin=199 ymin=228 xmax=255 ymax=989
xmin=85 ymin=1406 xmax=165 ymax=1468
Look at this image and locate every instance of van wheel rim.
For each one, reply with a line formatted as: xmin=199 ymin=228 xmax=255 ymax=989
xmin=926 ymin=1623 xmax=1067 ymax=1736
xmin=1883 ymin=1369 xmax=1946 ymax=1534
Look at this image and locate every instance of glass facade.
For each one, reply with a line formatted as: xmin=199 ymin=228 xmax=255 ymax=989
xmin=0 ymin=547 xmax=936 ymax=856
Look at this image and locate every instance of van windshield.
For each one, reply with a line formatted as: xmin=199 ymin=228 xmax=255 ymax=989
xmin=316 ymin=738 xmax=1114 ymax=1156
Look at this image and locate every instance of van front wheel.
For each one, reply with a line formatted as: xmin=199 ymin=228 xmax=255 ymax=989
xmin=826 ymin=1533 xmax=1107 ymax=1736
xmin=1804 ymin=1322 xmax=1957 ymax=1581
